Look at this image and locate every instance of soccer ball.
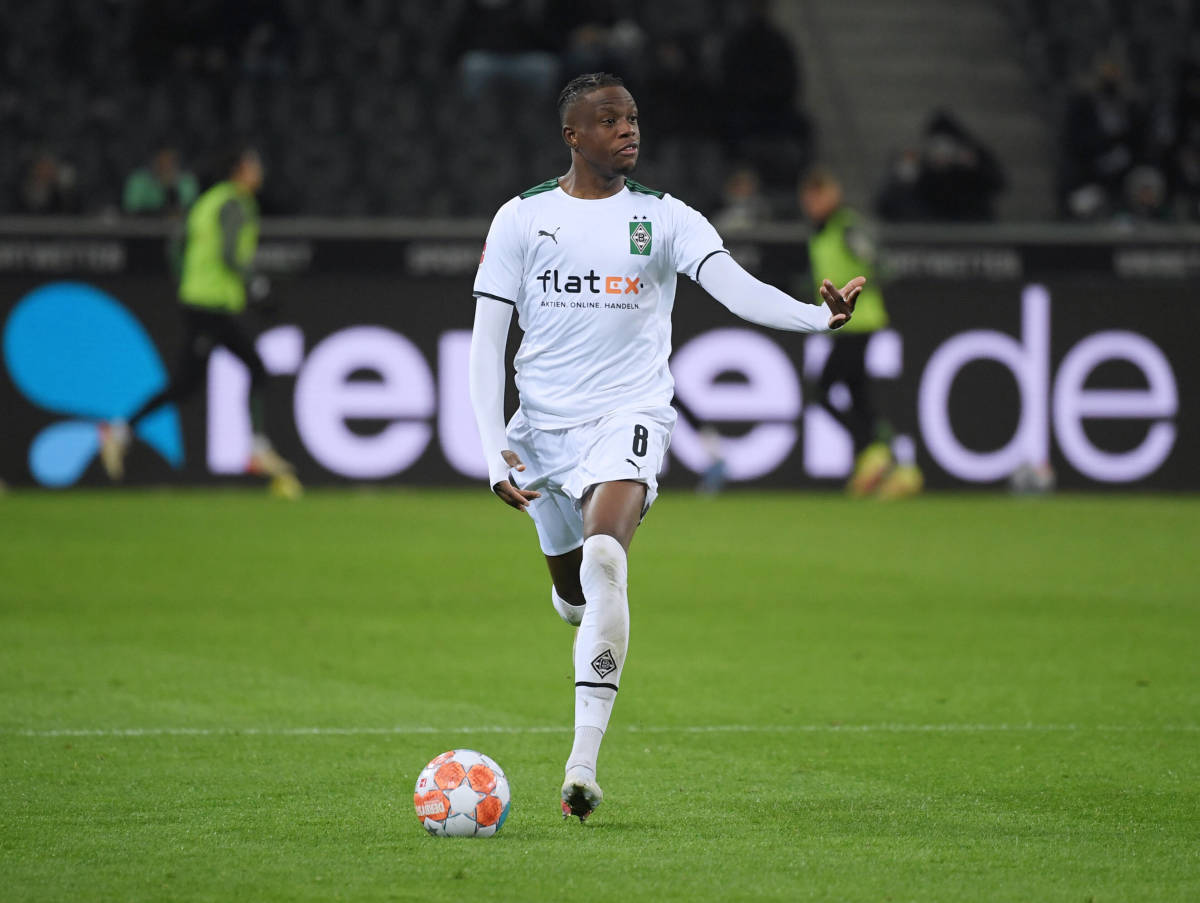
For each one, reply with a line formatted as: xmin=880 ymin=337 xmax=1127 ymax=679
xmin=413 ymin=749 xmax=511 ymax=837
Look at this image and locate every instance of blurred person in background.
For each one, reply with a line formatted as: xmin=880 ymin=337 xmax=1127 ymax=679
xmin=875 ymin=111 xmax=1006 ymax=222
xmin=718 ymin=0 xmax=811 ymax=188
xmin=639 ymin=34 xmax=714 ymax=138
xmin=1059 ymin=55 xmax=1147 ymax=220
xmin=801 ymin=166 xmax=921 ymax=498
xmin=914 ymin=110 xmax=1006 ymax=221
xmin=122 ymin=147 xmax=200 ymax=217
xmin=712 ymin=165 xmax=772 ymax=230
xmin=1166 ymin=56 xmax=1200 ymax=220
xmin=874 ymin=148 xmax=927 ymax=222
xmin=123 ymin=147 xmax=200 ymax=281
xmin=1118 ymin=164 xmax=1171 ymax=223
xmin=553 ymin=2 xmax=647 ymax=80
xmin=100 ymin=145 xmax=300 ymax=497
xmin=15 ymin=151 xmax=82 ymax=214
xmin=450 ymin=0 xmax=560 ymax=100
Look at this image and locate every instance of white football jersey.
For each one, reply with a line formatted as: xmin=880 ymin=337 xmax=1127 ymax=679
xmin=473 ymin=178 xmax=726 ymax=429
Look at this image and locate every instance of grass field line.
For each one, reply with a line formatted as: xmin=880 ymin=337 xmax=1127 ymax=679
xmin=5 ymin=722 xmax=1198 ymax=739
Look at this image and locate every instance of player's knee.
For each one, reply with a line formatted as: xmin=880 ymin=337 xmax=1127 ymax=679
xmin=581 ymin=534 xmax=627 ymax=585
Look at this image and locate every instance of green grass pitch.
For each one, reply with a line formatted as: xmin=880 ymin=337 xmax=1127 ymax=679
xmin=1 ymin=488 xmax=1197 ymax=902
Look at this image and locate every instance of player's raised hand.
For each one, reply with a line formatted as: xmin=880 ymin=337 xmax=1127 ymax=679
xmin=492 ymin=449 xmax=541 ymax=510
xmin=820 ymin=276 xmax=866 ymax=329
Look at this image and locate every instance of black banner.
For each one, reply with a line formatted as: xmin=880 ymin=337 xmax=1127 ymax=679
xmin=2 ymin=226 xmax=1195 ymax=489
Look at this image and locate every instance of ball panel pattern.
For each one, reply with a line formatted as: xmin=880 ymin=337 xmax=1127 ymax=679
xmin=475 ymin=794 xmax=504 ymax=827
xmin=413 ymin=748 xmax=511 ymax=838
xmin=466 ymin=764 xmax=497 ymax=794
xmin=434 ymin=760 xmax=467 ymax=790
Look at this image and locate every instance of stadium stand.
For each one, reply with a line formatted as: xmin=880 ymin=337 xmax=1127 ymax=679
xmin=0 ymin=0 xmax=760 ymax=218
xmin=3 ymin=0 xmax=1196 ymax=221
xmin=1001 ymin=0 xmax=1200 ymax=221
xmin=781 ymin=0 xmax=1051 ymax=220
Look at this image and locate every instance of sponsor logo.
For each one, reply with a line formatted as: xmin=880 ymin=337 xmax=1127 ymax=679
xmin=415 ymin=800 xmax=446 ymax=816
xmin=537 ymin=227 xmax=560 ymax=244
xmin=629 ymin=220 xmax=652 ymax=255
xmin=536 ymin=269 xmax=643 ymax=295
xmin=591 ymin=650 xmax=618 ymax=679
xmin=625 ymin=457 xmax=644 ymax=477
xmin=2 ymin=281 xmax=183 ymax=487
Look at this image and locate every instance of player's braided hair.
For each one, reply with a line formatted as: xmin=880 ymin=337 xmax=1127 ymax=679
xmin=557 ymin=72 xmax=626 ymax=123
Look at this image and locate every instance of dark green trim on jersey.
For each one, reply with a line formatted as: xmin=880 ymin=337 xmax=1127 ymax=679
xmin=519 ymin=178 xmax=560 ymax=199
xmin=625 ymin=178 xmax=664 ymax=199
xmin=518 ymin=177 xmax=664 ymax=200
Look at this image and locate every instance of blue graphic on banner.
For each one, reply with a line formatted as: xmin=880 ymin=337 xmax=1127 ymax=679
xmin=2 ymin=281 xmax=183 ymax=486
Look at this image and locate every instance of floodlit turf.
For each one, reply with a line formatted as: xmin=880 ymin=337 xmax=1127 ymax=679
xmin=1 ymin=488 xmax=1197 ymax=902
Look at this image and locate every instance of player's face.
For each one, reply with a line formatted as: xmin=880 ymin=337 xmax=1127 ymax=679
xmin=237 ymin=150 xmax=265 ymax=193
xmin=566 ymin=87 xmax=640 ymax=177
xmin=801 ymin=183 xmax=840 ymax=222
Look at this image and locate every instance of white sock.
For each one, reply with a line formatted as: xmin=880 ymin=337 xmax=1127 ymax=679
xmin=566 ymin=726 xmax=603 ymax=778
xmin=568 ymin=534 xmax=629 ymax=776
xmin=551 ymin=585 xmax=585 ymax=627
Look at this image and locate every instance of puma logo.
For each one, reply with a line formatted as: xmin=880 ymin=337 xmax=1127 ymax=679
xmin=537 ymin=227 xmax=560 ymax=243
xmin=625 ymin=458 xmax=644 ymax=477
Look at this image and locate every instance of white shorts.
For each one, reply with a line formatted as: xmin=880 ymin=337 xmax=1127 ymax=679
xmin=505 ymin=406 xmax=676 ymax=556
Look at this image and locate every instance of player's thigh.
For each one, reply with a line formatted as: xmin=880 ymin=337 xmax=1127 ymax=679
xmin=582 ymin=480 xmax=647 ymax=551
xmin=169 ymin=308 xmax=217 ymax=389
xmin=574 ymin=409 xmax=673 ymax=548
xmin=213 ymin=313 xmax=266 ymax=378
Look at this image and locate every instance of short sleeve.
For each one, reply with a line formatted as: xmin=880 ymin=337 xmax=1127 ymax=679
xmin=668 ymin=196 xmax=726 ymax=281
xmin=473 ymin=197 xmax=525 ymax=305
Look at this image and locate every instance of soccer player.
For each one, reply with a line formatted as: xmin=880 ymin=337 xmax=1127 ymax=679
xmin=469 ymin=73 xmax=863 ymax=822
xmin=100 ymin=146 xmax=299 ymax=497
xmin=800 ymin=166 xmax=922 ymax=498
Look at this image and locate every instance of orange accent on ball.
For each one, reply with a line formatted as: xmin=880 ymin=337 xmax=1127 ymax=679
xmin=475 ymin=794 xmax=504 ymax=827
xmin=434 ymin=760 xmax=467 ymax=790
xmin=414 ymin=790 xmax=449 ymax=821
xmin=466 ymin=764 xmax=497 ymax=794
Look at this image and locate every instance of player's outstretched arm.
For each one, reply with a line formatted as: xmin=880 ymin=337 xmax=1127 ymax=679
xmin=468 ymin=297 xmax=540 ymax=510
xmin=698 ymin=252 xmax=864 ymax=331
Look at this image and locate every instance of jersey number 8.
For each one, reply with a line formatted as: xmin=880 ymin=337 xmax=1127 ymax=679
xmin=631 ymin=424 xmax=649 ymax=457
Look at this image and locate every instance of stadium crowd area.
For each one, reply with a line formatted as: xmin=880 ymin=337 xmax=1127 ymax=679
xmin=1004 ymin=0 xmax=1200 ymax=222
xmin=2 ymin=0 xmax=811 ymax=219
xmin=2 ymin=0 xmax=1199 ymax=222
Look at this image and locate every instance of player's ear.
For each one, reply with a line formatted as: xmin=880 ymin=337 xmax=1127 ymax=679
xmin=562 ymin=124 xmax=577 ymax=151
